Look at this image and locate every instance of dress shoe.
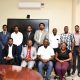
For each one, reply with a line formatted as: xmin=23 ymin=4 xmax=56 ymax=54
xmin=67 ymin=72 xmax=71 ymax=76
xmin=72 ymin=71 xmax=75 ymax=75
xmin=78 ymin=72 xmax=80 ymax=77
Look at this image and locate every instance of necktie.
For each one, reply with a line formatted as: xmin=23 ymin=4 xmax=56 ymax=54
xmin=28 ymin=32 xmax=30 ymax=38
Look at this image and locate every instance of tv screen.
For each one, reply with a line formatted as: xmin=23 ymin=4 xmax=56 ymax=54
xmin=7 ymin=19 xmax=49 ymax=33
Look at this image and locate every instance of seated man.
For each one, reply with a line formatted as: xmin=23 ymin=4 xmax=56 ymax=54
xmin=2 ymin=38 xmax=18 ymax=65
xmin=21 ymin=39 xmax=37 ymax=69
xmin=37 ymin=39 xmax=55 ymax=80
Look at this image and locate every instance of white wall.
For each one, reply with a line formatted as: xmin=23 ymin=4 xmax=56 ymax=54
xmin=0 ymin=0 xmax=72 ymax=34
xmin=75 ymin=0 xmax=80 ymax=27
xmin=72 ymin=0 xmax=80 ymax=32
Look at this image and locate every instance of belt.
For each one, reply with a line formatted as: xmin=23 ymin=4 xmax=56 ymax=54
xmin=75 ymin=46 xmax=79 ymax=47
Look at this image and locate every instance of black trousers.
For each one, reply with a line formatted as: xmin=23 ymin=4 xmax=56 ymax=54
xmin=53 ymin=48 xmax=59 ymax=75
xmin=1 ymin=59 xmax=16 ymax=65
xmin=67 ymin=61 xmax=72 ymax=75
xmin=78 ymin=55 xmax=80 ymax=73
xmin=72 ymin=46 xmax=80 ymax=73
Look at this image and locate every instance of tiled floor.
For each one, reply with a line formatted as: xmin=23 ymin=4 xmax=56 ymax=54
xmin=50 ymin=70 xmax=80 ymax=80
xmin=50 ymin=75 xmax=80 ymax=80
xmin=66 ymin=73 xmax=80 ymax=80
xmin=44 ymin=75 xmax=80 ymax=80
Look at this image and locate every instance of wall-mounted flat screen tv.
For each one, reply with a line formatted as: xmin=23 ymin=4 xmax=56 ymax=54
xmin=7 ymin=19 xmax=49 ymax=33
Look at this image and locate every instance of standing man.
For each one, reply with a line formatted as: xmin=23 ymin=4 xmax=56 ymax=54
xmin=49 ymin=28 xmax=60 ymax=79
xmin=0 ymin=24 xmax=10 ymax=49
xmin=34 ymin=23 xmax=48 ymax=49
xmin=78 ymin=44 xmax=80 ymax=77
xmin=37 ymin=39 xmax=54 ymax=80
xmin=11 ymin=25 xmax=23 ymax=65
xmin=49 ymin=28 xmax=60 ymax=53
xmin=60 ymin=26 xmax=75 ymax=76
xmin=23 ymin=25 xmax=35 ymax=46
xmin=72 ymin=25 xmax=80 ymax=76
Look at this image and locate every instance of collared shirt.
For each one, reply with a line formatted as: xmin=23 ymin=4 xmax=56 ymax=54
xmin=11 ymin=32 xmax=23 ymax=46
xmin=3 ymin=31 xmax=7 ymax=35
xmin=60 ymin=33 xmax=74 ymax=50
xmin=8 ymin=45 xmax=13 ymax=58
xmin=74 ymin=33 xmax=80 ymax=46
xmin=49 ymin=34 xmax=60 ymax=48
xmin=37 ymin=46 xmax=54 ymax=60
xmin=38 ymin=31 xmax=43 ymax=43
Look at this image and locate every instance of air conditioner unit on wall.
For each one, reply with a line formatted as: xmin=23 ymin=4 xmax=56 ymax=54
xmin=18 ymin=2 xmax=44 ymax=9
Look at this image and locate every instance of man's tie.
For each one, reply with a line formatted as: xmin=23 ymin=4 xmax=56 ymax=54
xmin=28 ymin=32 xmax=30 ymax=38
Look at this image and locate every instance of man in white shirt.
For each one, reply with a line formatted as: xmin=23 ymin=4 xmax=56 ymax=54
xmin=11 ymin=26 xmax=23 ymax=65
xmin=2 ymin=38 xmax=18 ymax=65
xmin=37 ymin=39 xmax=54 ymax=80
xmin=49 ymin=28 xmax=60 ymax=78
xmin=49 ymin=28 xmax=60 ymax=53
xmin=11 ymin=26 xmax=23 ymax=47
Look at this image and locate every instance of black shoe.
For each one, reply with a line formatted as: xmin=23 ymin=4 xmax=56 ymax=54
xmin=54 ymin=76 xmax=59 ymax=79
xmin=54 ymin=76 xmax=57 ymax=79
xmin=72 ymin=71 xmax=75 ymax=75
xmin=67 ymin=73 xmax=71 ymax=76
xmin=78 ymin=72 xmax=80 ymax=77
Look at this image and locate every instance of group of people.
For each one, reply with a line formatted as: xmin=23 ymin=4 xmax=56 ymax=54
xmin=0 ymin=23 xmax=80 ymax=80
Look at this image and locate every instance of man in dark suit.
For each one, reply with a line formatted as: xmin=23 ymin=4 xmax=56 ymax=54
xmin=23 ymin=25 xmax=35 ymax=46
xmin=0 ymin=24 xmax=10 ymax=49
xmin=2 ymin=38 xmax=18 ymax=65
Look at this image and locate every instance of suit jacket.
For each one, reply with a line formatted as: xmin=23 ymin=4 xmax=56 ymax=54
xmin=0 ymin=31 xmax=10 ymax=48
xmin=21 ymin=46 xmax=36 ymax=60
xmin=23 ymin=31 xmax=35 ymax=45
xmin=34 ymin=30 xmax=48 ymax=48
xmin=3 ymin=44 xmax=18 ymax=58
xmin=0 ymin=43 xmax=3 ymax=59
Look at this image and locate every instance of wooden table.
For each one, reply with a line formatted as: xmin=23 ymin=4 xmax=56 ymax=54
xmin=0 ymin=65 xmax=43 ymax=80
